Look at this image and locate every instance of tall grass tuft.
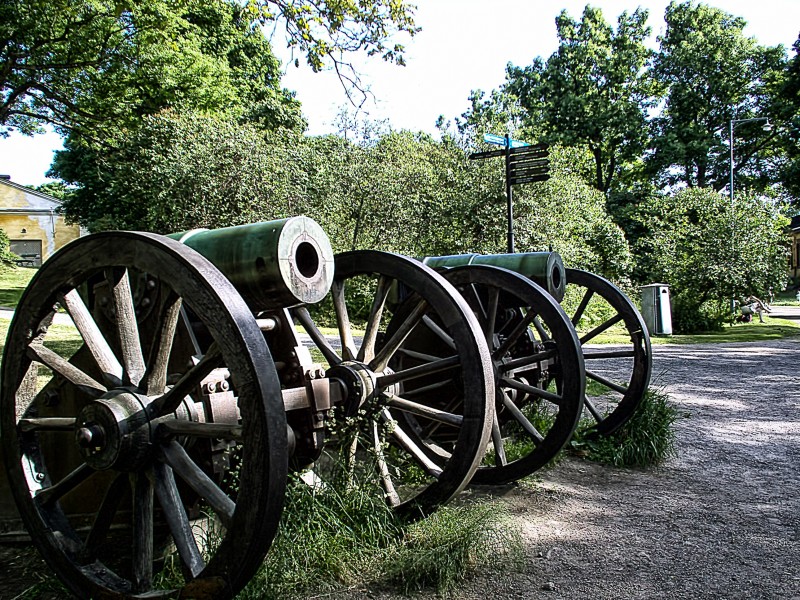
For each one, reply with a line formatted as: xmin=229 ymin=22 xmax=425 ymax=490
xmin=239 ymin=468 xmax=400 ymax=599
xmin=384 ymin=502 xmax=523 ymax=595
xmin=238 ymin=452 xmax=523 ymax=599
xmin=572 ymin=387 xmax=681 ymax=467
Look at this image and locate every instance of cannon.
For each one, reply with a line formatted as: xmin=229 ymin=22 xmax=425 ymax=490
xmin=417 ymin=252 xmax=652 ymax=484
xmin=0 ymin=217 xmax=497 ymax=598
xmin=0 ymin=216 xmax=650 ymax=598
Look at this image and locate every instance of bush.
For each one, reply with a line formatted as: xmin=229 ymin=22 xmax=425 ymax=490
xmin=0 ymin=228 xmax=18 ymax=268
xmin=632 ymin=188 xmax=788 ymax=333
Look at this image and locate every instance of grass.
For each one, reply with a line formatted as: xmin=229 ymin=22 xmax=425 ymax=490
xmin=649 ymin=317 xmax=800 ymax=345
xmin=0 ymin=266 xmax=35 ymax=308
xmin=236 ymin=465 xmax=522 ymax=599
xmin=571 ymin=387 xmax=681 ymax=468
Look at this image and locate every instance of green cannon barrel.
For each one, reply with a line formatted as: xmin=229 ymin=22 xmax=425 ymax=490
xmin=169 ymin=216 xmax=334 ymax=311
xmin=422 ymin=252 xmax=566 ymax=302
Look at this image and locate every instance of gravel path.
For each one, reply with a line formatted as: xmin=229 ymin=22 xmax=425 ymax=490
xmin=2 ymin=337 xmax=799 ymax=599
xmin=362 ymin=338 xmax=800 ymax=600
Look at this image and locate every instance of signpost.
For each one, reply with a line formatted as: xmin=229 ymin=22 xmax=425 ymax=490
xmin=469 ymin=134 xmax=550 ymax=253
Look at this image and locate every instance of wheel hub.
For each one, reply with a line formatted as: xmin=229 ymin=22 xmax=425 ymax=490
xmin=76 ymin=390 xmax=153 ymax=471
xmin=326 ymin=361 xmax=378 ymax=417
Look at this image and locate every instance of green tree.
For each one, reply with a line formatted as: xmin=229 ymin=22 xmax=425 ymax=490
xmin=58 ymin=111 xmax=304 ymax=232
xmin=632 ymin=188 xmax=788 ymax=332
xmin=2 ymin=0 xmax=417 ymax=137
xmin=648 ymin=1 xmax=786 ymax=191
xmin=505 ymin=5 xmax=654 ymax=193
xmin=777 ymin=36 xmax=800 ymax=200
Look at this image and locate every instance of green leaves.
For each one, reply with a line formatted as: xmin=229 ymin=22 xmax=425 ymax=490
xmin=505 ymin=5 xmax=654 ymax=192
xmin=631 ymin=188 xmax=788 ymax=332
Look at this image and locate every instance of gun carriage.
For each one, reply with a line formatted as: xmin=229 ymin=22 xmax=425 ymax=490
xmin=0 ymin=217 xmax=650 ymax=598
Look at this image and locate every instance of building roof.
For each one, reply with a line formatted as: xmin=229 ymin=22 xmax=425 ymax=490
xmin=0 ymin=177 xmax=62 ymax=214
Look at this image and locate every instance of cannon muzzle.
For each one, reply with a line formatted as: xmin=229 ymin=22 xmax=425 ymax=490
xmin=170 ymin=216 xmax=334 ymax=311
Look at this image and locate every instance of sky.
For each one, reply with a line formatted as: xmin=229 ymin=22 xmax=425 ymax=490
xmin=1 ymin=0 xmax=799 ymax=186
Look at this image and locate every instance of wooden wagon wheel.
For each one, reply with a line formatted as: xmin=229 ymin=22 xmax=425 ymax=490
xmin=291 ymin=250 xmax=493 ymax=517
xmin=1 ymin=232 xmax=287 ymax=599
xmin=563 ymin=268 xmax=652 ymax=436
xmin=414 ymin=265 xmax=585 ymax=485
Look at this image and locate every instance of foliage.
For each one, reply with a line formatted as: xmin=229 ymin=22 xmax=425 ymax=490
xmin=572 ymin=388 xmax=680 ymax=467
xmin=512 ymin=145 xmax=634 ymax=280
xmin=1 ymin=0 xmax=303 ymax=139
xmin=236 ymin=463 xmax=520 ymax=598
xmin=505 ymin=5 xmax=655 ymax=192
xmin=632 ymin=187 xmax=788 ymax=332
xmin=0 ymin=228 xmax=18 ymax=268
xmin=249 ymin=0 xmax=418 ymax=107
xmin=777 ymin=36 xmax=800 ymax=199
xmin=58 ymin=111 xmax=304 ymax=232
xmin=647 ymin=1 xmax=787 ymax=191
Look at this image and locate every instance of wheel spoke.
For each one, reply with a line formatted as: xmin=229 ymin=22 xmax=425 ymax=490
xmin=421 ymin=314 xmax=456 ymax=351
xmin=397 ymin=347 xmax=443 ymax=363
xmin=385 ymin=393 xmax=463 ymax=427
xmin=292 ymin=306 xmax=341 ymax=366
xmin=84 ymin=473 xmax=127 ymax=559
xmin=34 ymin=463 xmax=94 ymax=507
xmin=107 ymin=267 xmax=146 ymax=387
xmin=372 ymin=421 xmax=400 ymax=507
xmin=484 ymin=287 xmax=500 ymax=347
xmin=331 ymin=279 xmax=357 ymax=361
xmin=493 ymin=311 xmax=536 ymax=360
xmin=143 ymin=289 xmax=182 ymax=396
xmin=500 ymin=376 xmax=563 ymax=405
xmin=498 ymin=348 xmax=558 ymax=373
xmin=26 ymin=343 xmax=106 ymax=397
xmin=376 ymin=354 xmax=460 ymax=388
xmin=160 ymin=439 xmax=235 ymax=528
xmin=571 ymin=288 xmax=595 ymax=326
xmin=150 ymin=344 xmax=221 ymax=418
xmin=357 ymin=275 xmax=392 ymax=364
xmin=579 ymin=313 xmax=624 ymax=345
xmin=154 ymin=461 xmax=205 ymax=578
xmin=586 ymin=370 xmax=628 ymax=395
xmin=500 ymin=395 xmax=544 ymax=444
xmin=583 ymin=395 xmax=604 ymax=422
xmin=382 ymin=409 xmax=443 ymax=478
xmin=131 ymin=470 xmax=154 ymax=593
xmin=60 ymin=289 xmax=123 ymax=387
xmin=370 ymin=298 xmax=428 ymax=372
xmin=531 ymin=315 xmax=551 ymax=342
xmin=18 ymin=417 xmax=76 ymax=432
xmin=490 ymin=409 xmax=507 ymax=467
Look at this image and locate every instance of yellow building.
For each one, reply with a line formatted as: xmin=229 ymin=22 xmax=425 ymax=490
xmin=0 ymin=176 xmax=82 ymax=266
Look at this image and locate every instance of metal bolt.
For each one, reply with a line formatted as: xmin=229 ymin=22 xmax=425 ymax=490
xmin=76 ymin=424 xmax=105 ymax=449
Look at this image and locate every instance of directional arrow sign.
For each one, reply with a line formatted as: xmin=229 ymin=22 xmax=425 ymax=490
xmin=509 ymin=166 xmax=550 ymax=179
xmin=510 ymin=173 xmax=551 ymax=185
xmin=509 ymin=142 xmax=548 ymax=155
xmin=508 ymin=156 xmax=549 ymax=169
xmin=469 ymin=149 xmax=507 ymax=160
xmin=483 ymin=133 xmax=530 ymax=148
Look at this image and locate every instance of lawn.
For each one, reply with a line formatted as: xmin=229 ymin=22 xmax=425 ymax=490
xmin=0 ymin=266 xmax=35 ymax=308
